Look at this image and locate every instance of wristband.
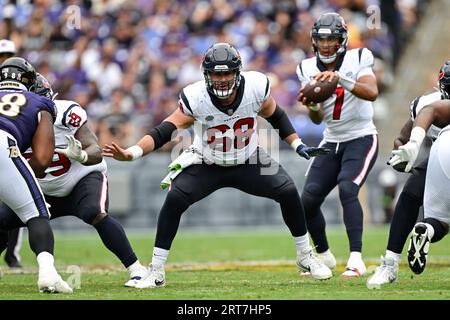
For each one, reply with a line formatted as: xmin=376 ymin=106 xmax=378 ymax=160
xmin=410 ymin=127 xmax=426 ymax=145
xmin=290 ymin=138 xmax=303 ymax=151
xmin=80 ymin=150 xmax=88 ymax=164
xmin=126 ymin=145 xmax=144 ymax=161
xmin=337 ymin=73 xmax=356 ymax=91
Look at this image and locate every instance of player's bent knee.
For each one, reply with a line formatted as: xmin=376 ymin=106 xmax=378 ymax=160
xmin=338 ymin=180 xmax=359 ymax=204
xmin=276 ymin=183 xmax=299 ymax=201
xmin=166 ymin=188 xmax=193 ymax=207
xmin=301 ymin=183 xmax=325 ymax=207
xmin=90 ymin=212 xmax=108 ymax=225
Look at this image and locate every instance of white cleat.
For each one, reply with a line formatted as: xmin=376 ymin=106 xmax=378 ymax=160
xmin=300 ymin=249 xmax=336 ymax=277
xmin=38 ymin=272 xmax=73 ymax=293
xmin=124 ymin=265 xmax=148 ymax=288
xmin=134 ymin=264 xmax=166 ymax=289
xmin=341 ymin=255 xmax=367 ymax=278
xmin=367 ymin=256 xmax=398 ymax=289
xmin=297 ymin=248 xmax=332 ymax=280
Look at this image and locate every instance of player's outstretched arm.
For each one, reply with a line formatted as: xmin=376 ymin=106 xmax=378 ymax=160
xmin=259 ymin=96 xmax=330 ymax=160
xmin=29 ymin=111 xmax=55 ymax=178
xmin=103 ymin=108 xmax=195 ymax=161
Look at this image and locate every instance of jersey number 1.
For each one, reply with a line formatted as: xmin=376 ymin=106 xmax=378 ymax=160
xmin=332 ymin=87 xmax=345 ymax=120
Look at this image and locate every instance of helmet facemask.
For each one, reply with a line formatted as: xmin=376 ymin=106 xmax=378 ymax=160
xmin=204 ymin=69 xmax=241 ymax=99
xmin=312 ymin=34 xmax=347 ymax=64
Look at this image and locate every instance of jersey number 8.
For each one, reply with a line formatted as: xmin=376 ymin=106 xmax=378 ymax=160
xmin=0 ymin=93 xmax=27 ymax=118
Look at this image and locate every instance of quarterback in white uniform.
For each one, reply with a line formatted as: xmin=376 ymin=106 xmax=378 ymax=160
xmin=368 ymin=61 xmax=450 ymax=287
xmin=296 ymin=13 xmax=379 ymax=278
xmin=104 ymin=42 xmax=333 ymax=288
xmin=386 ymin=61 xmax=450 ymax=276
xmin=0 ymin=74 xmax=146 ymax=286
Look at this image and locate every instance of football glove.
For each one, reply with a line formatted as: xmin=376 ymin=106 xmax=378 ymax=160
xmin=388 ymin=140 xmax=420 ymax=173
xmin=55 ymin=135 xmax=88 ymax=164
xmin=296 ymin=144 xmax=330 ymax=160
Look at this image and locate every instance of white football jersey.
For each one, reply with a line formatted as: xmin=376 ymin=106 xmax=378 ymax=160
xmin=179 ymin=71 xmax=270 ymax=166
xmin=410 ymin=91 xmax=442 ymax=141
xmin=24 ymin=100 xmax=107 ymax=197
xmin=297 ymin=48 xmax=378 ymax=142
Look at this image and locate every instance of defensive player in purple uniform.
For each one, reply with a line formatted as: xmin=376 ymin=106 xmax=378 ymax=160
xmin=0 ymin=74 xmax=147 ymax=287
xmin=0 ymin=57 xmax=71 ymax=293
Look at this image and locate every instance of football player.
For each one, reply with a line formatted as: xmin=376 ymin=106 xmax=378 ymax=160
xmin=296 ymin=13 xmax=379 ymax=277
xmin=0 ymin=57 xmax=72 ymax=293
xmin=103 ymin=42 xmax=333 ymax=288
xmin=386 ymin=65 xmax=450 ymax=276
xmin=0 ymin=39 xmax=24 ymax=269
xmin=368 ymin=61 xmax=450 ymax=287
xmin=0 ymin=73 xmax=147 ymax=286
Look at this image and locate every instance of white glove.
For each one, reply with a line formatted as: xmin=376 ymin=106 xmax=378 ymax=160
xmin=388 ymin=141 xmax=420 ymax=173
xmin=388 ymin=127 xmax=426 ymax=173
xmin=55 ymin=135 xmax=88 ymax=164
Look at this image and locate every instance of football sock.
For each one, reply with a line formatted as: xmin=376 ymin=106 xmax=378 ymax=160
xmin=387 ymin=191 xmax=421 ymax=254
xmin=26 ymin=217 xmax=54 ymax=255
xmin=423 ymin=218 xmax=447 ymax=242
xmin=36 ymin=251 xmax=56 ymax=272
xmin=294 ymin=234 xmax=311 ymax=253
xmin=93 ymin=215 xmax=137 ymax=268
xmin=152 ymin=247 xmax=169 ymax=268
xmin=385 ymin=250 xmax=401 ymax=263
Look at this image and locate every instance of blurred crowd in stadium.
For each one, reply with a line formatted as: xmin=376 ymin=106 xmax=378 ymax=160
xmin=0 ymin=0 xmax=429 ymax=148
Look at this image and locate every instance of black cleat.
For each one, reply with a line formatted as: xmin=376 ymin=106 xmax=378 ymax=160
xmin=5 ymin=256 xmax=22 ymax=268
xmin=407 ymin=223 xmax=431 ymax=275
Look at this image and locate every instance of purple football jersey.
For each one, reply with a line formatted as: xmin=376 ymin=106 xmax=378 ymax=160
xmin=0 ymin=89 xmax=56 ymax=152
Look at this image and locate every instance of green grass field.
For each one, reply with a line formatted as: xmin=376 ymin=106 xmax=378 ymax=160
xmin=0 ymin=226 xmax=449 ymax=300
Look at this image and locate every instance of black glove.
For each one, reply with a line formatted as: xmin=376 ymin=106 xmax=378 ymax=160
xmin=296 ymin=144 xmax=330 ymax=160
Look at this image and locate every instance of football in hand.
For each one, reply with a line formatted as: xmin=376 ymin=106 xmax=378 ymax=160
xmin=301 ymin=77 xmax=338 ymax=103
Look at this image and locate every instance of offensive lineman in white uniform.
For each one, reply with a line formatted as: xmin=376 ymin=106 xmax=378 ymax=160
xmin=387 ymin=62 xmax=450 ymax=276
xmin=0 ymin=74 xmax=147 ymax=286
xmin=296 ymin=13 xmax=379 ymax=277
xmin=367 ymin=61 xmax=450 ymax=287
xmin=103 ymin=42 xmax=333 ymax=288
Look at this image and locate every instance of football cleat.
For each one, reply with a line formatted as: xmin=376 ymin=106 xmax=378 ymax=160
xmin=300 ymin=249 xmax=336 ymax=277
xmin=124 ymin=264 xmax=148 ymax=288
xmin=134 ymin=264 xmax=166 ymax=289
xmin=341 ymin=254 xmax=366 ymax=278
xmin=38 ymin=272 xmax=73 ymax=293
xmin=367 ymin=256 xmax=398 ymax=289
xmin=297 ymin=248 xmax=332 ymax=280
xmin=407 ymin=223 xmax=431 ymax=274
